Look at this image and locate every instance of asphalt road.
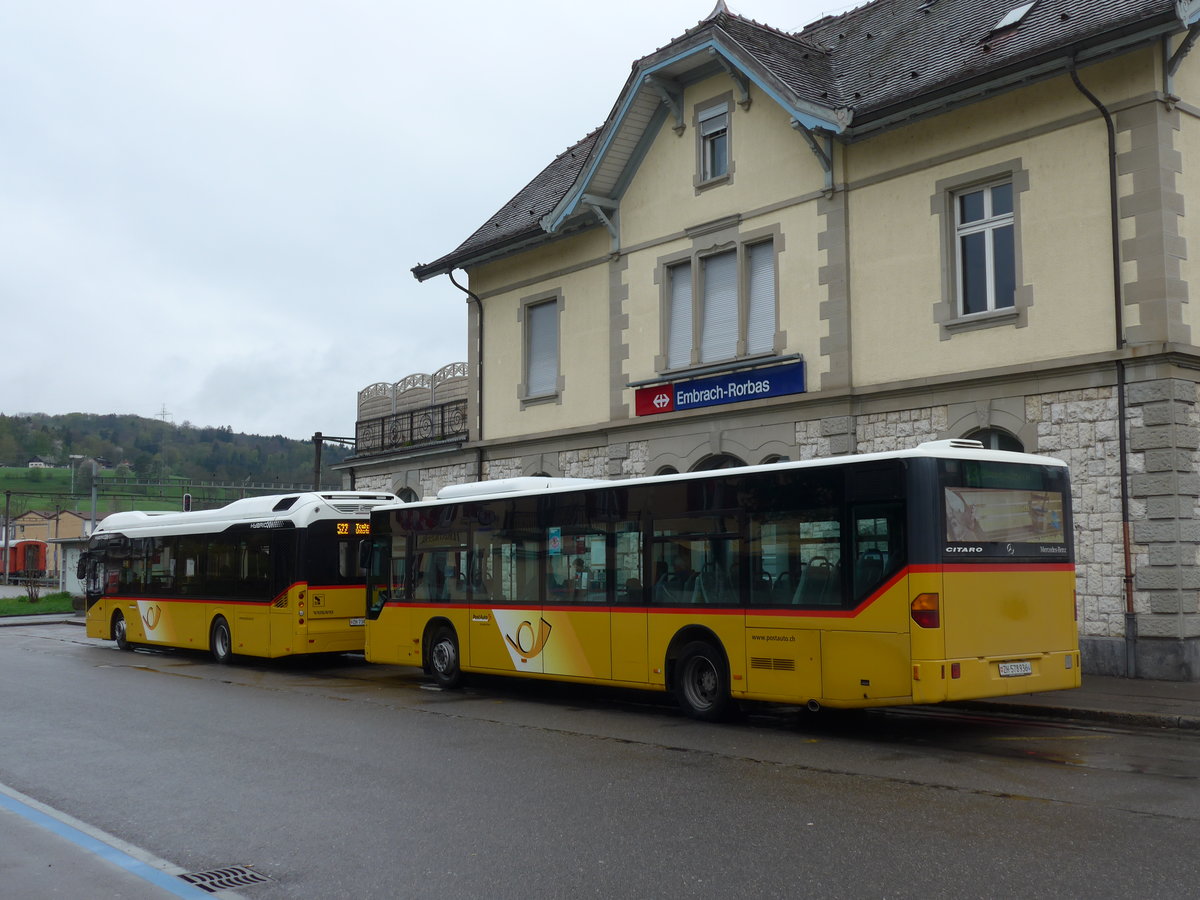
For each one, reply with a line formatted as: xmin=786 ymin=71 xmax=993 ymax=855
xmin=2 ymin=623 xmax=1198 ymax=898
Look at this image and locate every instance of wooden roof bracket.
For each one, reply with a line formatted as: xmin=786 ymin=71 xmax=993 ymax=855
xmin=1165 ymin=23 xmax=1200 ymax=98
xmin=645 ymin=76 xmax=686 ymax=135
xmin=709 ymin=49 xmax=752 ymax=110
xmin=791 ymin=118 xmax=834 ymax=192
xmin=583 ymin=194 xmax=620 ymax=252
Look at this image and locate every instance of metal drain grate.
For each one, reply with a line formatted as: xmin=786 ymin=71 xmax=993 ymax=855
xmin=179 ymin=864 xmax=272 ymax=893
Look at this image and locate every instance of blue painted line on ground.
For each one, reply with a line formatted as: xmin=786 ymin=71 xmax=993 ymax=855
xmin=0 ymin=790 xmax=211 ymax=899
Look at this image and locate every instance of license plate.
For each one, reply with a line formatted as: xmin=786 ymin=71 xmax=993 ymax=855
xmin=349 ymin=618 xmax=365 ymax=627
xmin=998 ymin=660 xmax=1032 ymax=677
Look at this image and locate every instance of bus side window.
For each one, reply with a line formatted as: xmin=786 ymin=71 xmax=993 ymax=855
xmin=852 ymin=503 xmax=904 ymax=603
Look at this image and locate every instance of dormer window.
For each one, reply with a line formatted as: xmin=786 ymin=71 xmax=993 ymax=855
xmin=694 ymin=96 xmax=734 ymax=191
xmin=699 ymin=104 xmax=728 ymax=181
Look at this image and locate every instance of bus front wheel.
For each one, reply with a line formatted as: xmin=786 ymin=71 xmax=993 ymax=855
xmin=428 ymin=626 xmax=463 ymax=689
xmin=210 ymin=617 xmax=233 ymax=665
xmin=113 ymin=611 xmax=132 ymax=652
xmin=674 ymin=641 xmax=732 ymax=721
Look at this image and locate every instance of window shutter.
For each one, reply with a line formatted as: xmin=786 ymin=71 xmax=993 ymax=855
xmin=746 ymin=241 xmax=775 ymax=355
xmin=667 ymin=264 xmax=693 ymax=369
xmin=700 ymin=251 xmax=737 ymax=362
xmin=526 ymin=301 xmax=558 ymax=396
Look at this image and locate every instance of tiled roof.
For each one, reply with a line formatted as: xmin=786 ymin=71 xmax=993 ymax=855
xmin=414 ymin=0 xmax=1182 ymax=279
xmin=802 ymin=0 xmax=1179 ymax=126
xmin=412 ymin=131 xmax=600 ymax=281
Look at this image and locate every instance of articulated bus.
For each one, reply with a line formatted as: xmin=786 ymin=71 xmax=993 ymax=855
xmin=83 ymin=492 xmax=397 ymax=662
xmin=363 ymin=441 xmax=1079 ymax=719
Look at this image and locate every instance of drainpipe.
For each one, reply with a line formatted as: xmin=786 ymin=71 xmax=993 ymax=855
xmin=448 ymin=270 xmax=486 ymax=481
xmin=1070 ymin=62 xmax=1136 ymax=677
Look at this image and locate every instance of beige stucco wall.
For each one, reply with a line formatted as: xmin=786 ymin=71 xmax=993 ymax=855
xmin=1171 ymin=43 xmax=1200 ymax=337
xmin=470 ymin=228 xmax=613 ymax=440
xmin=848 ymin=70 xmax=1123 ymax=388
xmin=619 ymin=74 xmax=825 ymax=246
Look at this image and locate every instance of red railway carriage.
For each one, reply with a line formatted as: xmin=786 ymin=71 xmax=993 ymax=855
xmin=2 ymin=539 xmax=48 ymax=578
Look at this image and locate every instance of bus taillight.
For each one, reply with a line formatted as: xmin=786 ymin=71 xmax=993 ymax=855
xmin=911 ymin=593 xmax=940 ymax=628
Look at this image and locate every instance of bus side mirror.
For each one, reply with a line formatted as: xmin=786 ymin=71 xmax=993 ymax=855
xmin=358 ymin=540 xmax=373 ymax=569
xmin=76 ymin=556 xmax=88 ymax=580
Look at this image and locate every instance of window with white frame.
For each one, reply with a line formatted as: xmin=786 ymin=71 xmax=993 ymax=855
xmin=665 ymin=239 xmax=776 ymax=369
xmin=523 ymin=297 xmax=559 ymax=398
xmin=955 ymin=181 xmax=1015 ymax=315
xmin=698 ymin=104 xmax=729 ymax=183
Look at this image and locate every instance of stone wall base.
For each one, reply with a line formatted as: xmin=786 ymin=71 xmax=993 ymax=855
xmin=1081 ymin=635 xmax=1200 ymax=680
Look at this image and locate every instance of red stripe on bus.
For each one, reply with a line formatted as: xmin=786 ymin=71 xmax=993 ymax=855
xmin=380 ymin=561 xmax=1069 ymax=619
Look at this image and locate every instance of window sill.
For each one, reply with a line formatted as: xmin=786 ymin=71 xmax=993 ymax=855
xmin=943 ymin=307 xmax=1018 ymax=334
xmin=651 ymin=352 xmax=795 ymax=384
xmin=694 ymin=173 xmax=731 ymax=193
xmin=520 ymin=392 xmax=559 ymax=408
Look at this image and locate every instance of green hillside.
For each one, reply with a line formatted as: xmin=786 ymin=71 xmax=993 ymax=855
xmin=0 ymin=413 xmax=352 ymax=516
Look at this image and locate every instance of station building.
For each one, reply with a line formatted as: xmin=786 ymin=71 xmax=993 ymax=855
xmin=339 ymin=0 xmax=1200 ymax=680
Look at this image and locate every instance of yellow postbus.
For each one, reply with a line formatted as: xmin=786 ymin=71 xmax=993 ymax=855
xmin=363 ymin=441 xmax=1079 ymax=719
xmin=83 ymin=492 xmax=396 ymax=662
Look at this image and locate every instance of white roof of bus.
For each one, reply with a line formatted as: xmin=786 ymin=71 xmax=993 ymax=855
xmin=380 ymin=440 xmax=1067 ymax=513
xmin=92 ymin=491 xmax=398 ymax=538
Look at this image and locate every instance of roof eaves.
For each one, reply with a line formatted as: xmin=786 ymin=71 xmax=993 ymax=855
xmin=543 ymin=25 xmax=846 ymax=236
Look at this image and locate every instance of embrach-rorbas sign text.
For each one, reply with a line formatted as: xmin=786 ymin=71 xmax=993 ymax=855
xmin=634 ymin=361 xmax=806 ymax=416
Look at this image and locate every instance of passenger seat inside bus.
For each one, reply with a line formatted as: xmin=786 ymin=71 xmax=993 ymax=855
xmin=793 ymin=557 xmax=836 ymax=606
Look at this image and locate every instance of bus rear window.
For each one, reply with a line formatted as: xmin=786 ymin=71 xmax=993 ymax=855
xmin=938 ymin=460 xmax=1070 ymax=560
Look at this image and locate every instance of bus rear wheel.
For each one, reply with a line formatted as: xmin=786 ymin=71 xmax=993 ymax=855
xmin=113 ymin=612 xmax=132 ymax=652
xmin=210 ymin=617 xmax=233 ymax=665
xmin=428 ymin=626 xmax=463 ymax=689
xmin=675 ymin=641 xmax=732 ymax=721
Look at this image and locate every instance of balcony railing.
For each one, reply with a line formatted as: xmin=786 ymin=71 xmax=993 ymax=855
xmin=354 ymin=399 xmax=469 ymax=455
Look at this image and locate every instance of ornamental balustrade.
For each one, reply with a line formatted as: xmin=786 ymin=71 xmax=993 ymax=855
xmin=354 ymin=399 xmax=469 ymax=455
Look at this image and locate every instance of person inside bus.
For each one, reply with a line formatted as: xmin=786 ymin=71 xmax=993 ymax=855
xmin=655 ymin=549 xmax=695 ymax=604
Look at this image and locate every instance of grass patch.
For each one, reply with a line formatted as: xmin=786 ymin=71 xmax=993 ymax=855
xmin=0 ymin=591 xmax=77 ymax=617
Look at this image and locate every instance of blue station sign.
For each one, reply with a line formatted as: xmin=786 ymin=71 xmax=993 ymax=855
xmin=635 ymin=361 xmax=806 ymax=416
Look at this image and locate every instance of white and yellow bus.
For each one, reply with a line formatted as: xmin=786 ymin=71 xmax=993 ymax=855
xmin=363 ymin=441 xmax=1079 ymax=719
xmin=83 ymin=492 xmax=397 ymax=662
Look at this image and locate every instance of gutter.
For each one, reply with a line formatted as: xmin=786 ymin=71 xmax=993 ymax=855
xmin=1069 ymin=61 xmax=1137 ymax=678
xmin=447 ymin=270 xmax=487 ymax=481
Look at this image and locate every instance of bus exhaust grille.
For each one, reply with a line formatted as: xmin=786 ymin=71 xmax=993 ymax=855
xmin=331 ymin=503 xmax=372 ymax=514
xmin=750 ymin=657 xmax=796 ymax=671
xmin=179 ymin=865 xmax=272 ymax=892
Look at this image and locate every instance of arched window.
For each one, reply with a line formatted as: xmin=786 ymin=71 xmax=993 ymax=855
xmin=760 ymin=454 xmax=788 ymax=465
xmin=396 ymin=487 xmax=419 ymax=503
xmin=655 ymin=466 xmax=679 ymax=476
xmin=966 ymin=428 xmax=1023 ymax=452
xmin=691 ymin=454 xmax=746 ymax=472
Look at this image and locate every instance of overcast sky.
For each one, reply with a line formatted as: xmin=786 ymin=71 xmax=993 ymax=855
xmin=2 ymin=0 xmax=853 ymax=441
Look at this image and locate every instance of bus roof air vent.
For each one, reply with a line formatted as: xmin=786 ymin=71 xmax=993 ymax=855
xmin=272 ymin=497 xmax=300 ymax=512
xmin=917 ymin=439 xmax=986 ymax=451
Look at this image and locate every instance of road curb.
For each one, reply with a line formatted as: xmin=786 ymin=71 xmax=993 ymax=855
xmin=956 ymin=700 xmax=1200 ymax=731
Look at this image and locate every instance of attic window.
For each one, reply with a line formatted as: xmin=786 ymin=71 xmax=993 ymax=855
xmin=992 ymin=1 xmax=1035 ymax=33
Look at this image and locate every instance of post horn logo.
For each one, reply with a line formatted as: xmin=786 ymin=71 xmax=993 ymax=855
xmin=141 ymin=604 xmax=162 ymax=630
xmin=505 ymin=617 xmax=553 ymax=660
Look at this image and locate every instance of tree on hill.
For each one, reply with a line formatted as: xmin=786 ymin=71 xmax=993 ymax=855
xmin=0 ymin=413 xmax=351 ymax=485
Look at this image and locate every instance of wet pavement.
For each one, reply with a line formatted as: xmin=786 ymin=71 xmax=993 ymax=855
xmin=3 ymin=612 xmax=1199 ymax=897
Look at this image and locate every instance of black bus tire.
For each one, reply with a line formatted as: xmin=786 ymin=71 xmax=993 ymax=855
xmin=675 ymin=640 xmax=733 ymax=721
xmin=113 ymin=611 xmax=132 ymax=652
xmin=428 ymin=626 xmax=463 ymax=689
xmin=210 ymin=616 xmax=233 ymax=665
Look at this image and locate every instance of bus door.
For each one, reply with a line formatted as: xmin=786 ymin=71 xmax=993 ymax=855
xmin=540 ymin=529 xmax=611 ymax=681
xmin=468 ymin=524 xmax=542 ymax=674
xmin=819 ymin=500 xmax=911 ymax=703
xmin=609 ymin=524 xmax=647 ymax=683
